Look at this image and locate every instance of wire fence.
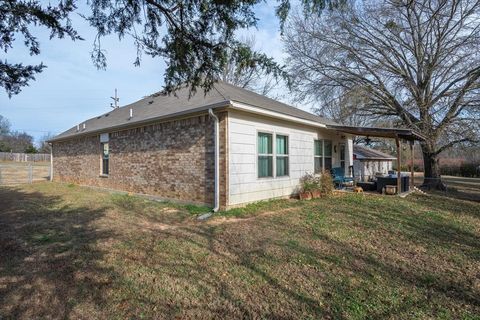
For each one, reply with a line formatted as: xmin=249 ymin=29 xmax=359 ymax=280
xmin=0 ymin=163 xmax=51 ymax=185
xmin=0 ymin=152 xmax=51 ymax=162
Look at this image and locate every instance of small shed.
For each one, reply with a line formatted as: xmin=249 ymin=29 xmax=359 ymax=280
xmin=353 ymin=145 xmax=396 ymax=182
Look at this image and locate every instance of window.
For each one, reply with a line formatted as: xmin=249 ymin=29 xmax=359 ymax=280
xmin=258 ymin=133 xmax=273 ymax=177
xmin=101 ymin=142 xmax=109 ymax=175
xmin=276 ymin=135 xmax=289 ymax=176
xmin=314 ymin=139 xmax=332 ymax=173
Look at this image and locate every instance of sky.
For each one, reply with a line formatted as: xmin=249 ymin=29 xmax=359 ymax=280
xmin=0 ymin=1 xmax=294 ymax=145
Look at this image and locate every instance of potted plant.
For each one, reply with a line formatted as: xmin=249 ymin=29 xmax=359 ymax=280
xmin=310 ymin=188 xmax=321 ymax=199
xmin=311 ymin=176 xmax=322 ymax=198
xmin=299 ymin=173 xmax=318 ymax=200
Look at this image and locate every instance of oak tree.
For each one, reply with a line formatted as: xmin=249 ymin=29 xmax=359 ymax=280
xmin=284 ymin=0 xmax=480 ymax=189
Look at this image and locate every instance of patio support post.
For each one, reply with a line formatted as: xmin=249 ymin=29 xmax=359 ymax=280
xmin=395 ymin=136 xmax=401 ymax=194
xmin=410 ymin=141 xmax=414 ymax=189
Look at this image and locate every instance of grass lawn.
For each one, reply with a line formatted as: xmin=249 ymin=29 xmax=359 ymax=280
xmin=0 ymin=182 xmax=479 ymax=319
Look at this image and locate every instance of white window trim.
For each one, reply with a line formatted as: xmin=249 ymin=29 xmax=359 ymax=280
xmin=100 ymin=141 xmax=109 ymax=177
xmin=257 ymin=131 xmax=274 ymax=179
xmin=256 ymin=131 xmax=290 ymax=180
xmin=314 ymin=139 xmax=333 ymax=174
xmin=275 ymin=133 xmax=289 ymax=177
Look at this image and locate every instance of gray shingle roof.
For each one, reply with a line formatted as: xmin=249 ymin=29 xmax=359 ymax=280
xmin=50 ymin=81 xmax=336 ymax=142
xmin=353 ymin=145 xmax=396 ymax=160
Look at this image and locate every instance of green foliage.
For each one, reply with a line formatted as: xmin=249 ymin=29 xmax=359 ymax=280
xmin=300 ymin=172 xmax=334 ymax=195
xmin=24 ymin=145 xmax=37 ymax=154
xmin=218 ymin=199 xmax=299 ymax=217
xmin=0 ymin=0 xmax=81 ymax=97
xmin=2 ymin=0 xmax=342 ymax=97
xmin=183 ymin=204 xmax=211 ymax=215
xmin=300 ymin=173 xmax=320 ymax=192
xmin=86 ymin=0 xmax=291 ymax=95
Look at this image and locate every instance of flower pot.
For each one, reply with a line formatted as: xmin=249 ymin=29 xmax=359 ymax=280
xmin=384 ymin=185 xmax=397 ymax=195
xmin=299 ymin=191 xmax=312 ymax=200
xmin=310 ymin=190 xmax=321 ymax=199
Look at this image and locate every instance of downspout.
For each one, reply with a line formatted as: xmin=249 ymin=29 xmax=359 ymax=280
xmin=49 ymin=142 xmax=53 ymax=182
xmin=208 ymin=109 xmax=220 ymax=212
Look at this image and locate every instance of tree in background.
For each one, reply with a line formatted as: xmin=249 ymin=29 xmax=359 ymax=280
xmin=0 ymin=115 xmax=10 ymax=135
xmin=0 ymin=115 xmax=36 ymax=152
xmin=220 ymin=36 xmax=286 ymax=97
xmin=1 ymin=0 xmax=344 ymax=97
xmin=38 ymin=133 xmax=56 ymax=154
xmin=284 ymin=0 xmax=480 ymax=189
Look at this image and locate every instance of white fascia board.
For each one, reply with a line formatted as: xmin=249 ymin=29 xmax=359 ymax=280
xmin=229 ymin=101 xmax=328 ymax=129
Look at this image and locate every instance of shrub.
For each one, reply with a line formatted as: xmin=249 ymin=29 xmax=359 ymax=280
xmin=460 ymin=162 xmax=480 ymax=177
xmin=319 ymin=171 xmax=334 ymax=195
xmin=300 ymin=173 xmax=320 ymax=192
xmin=440 ymin=161 xmax=480 ymax=177
xmin=299 ymin=172 xmax=334 ymax=196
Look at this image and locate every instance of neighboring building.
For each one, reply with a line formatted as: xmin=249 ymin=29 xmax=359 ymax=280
xmin=49 ymin=81 xmax=353 ymax=210
xmin=353 ymin=145 xmax=396 ymax=182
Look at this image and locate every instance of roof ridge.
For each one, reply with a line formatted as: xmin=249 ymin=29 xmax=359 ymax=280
xmin=212 ymin=81 xmax=229 ymax=101
xmin=215 ymin=80 xmax=326 ymax=118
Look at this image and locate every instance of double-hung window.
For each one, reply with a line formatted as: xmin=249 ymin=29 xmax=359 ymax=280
xmin=257 ymin=132 xmax=289 ymax=178
xmin=258 ymin=133 xmax=273 ymax=178
xmin=101 ymin=142 xmax=109 ymax=175
xmin=276 ymin=135 xmax=289 ymax=177
xmin=314 ymin=139 xmax=332 ymax=173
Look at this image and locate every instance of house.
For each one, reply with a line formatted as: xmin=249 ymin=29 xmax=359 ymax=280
xmin=353 ymin=145 xmax=396 ymax=182
xmin=49 ymin=81 xmax=354 ymax=210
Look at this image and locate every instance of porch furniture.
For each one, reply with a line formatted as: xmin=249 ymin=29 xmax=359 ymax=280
xmin=331 ymin=167 xmax=355 ymax=189
xmin=376 ymin=176 xmax=410 ymax=193
xmin=324 ymin=125 xmax=426 ymax=194
xmin=357 ymin=181 xmax=376 ymax=191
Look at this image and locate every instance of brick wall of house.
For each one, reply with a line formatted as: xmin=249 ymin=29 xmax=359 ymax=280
xmin=52 ymin=113 xmax=227 ymax=206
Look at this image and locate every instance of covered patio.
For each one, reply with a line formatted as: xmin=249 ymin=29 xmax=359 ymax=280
xmin=327 ymin=125 xmax=426 ymax=195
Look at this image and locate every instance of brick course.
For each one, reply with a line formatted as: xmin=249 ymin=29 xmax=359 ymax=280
xmin=52 ymin=113 xmax=227 ymax=206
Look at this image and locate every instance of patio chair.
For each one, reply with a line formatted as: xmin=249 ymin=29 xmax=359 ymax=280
xmin=331 ymin=167 xmax=354 ymax=189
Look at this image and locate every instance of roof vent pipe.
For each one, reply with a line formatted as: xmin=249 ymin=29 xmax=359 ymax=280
xmin=82 ymin=123 xmax=86 ymax=130
xmin=208 ymin=108 xmax=220 ymax=213
xmin=129 ymin=108 xmax=133 ymax=119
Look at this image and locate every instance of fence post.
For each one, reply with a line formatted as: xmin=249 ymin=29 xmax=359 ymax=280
xmin=28 ymin=164 xmax=33 ymax=184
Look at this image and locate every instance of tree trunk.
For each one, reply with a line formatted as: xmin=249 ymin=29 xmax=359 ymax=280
xmin=420 ymin=143 xmax=446 ymax=190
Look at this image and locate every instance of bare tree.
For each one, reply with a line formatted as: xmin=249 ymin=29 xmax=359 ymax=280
xmin=0 ymin=115 xmax=10 ymax=135
xmin=38 ymin=132 xmax=56 ymax=153
xmin=284 ymin=0 xmax=480 ymax=189
xmin=219 ymin=36 xmax=286 ymax=97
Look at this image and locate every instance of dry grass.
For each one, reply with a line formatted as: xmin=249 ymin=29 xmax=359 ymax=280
xmin=0 ymin=162 xmax=50 ymax=185
xmin=0 ymin=182 xmax=479 ymax=319
xmin=441 ymin=175 xmax=480 ymax=202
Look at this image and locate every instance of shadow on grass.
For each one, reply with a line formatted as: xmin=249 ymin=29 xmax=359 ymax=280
xmin=0 ymin=187 xmax=116 ymax=319
xmin=144 ymin=198 xmax=479 ymax=318
xmin=337 ymin=195 xmax=480 ymax=259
